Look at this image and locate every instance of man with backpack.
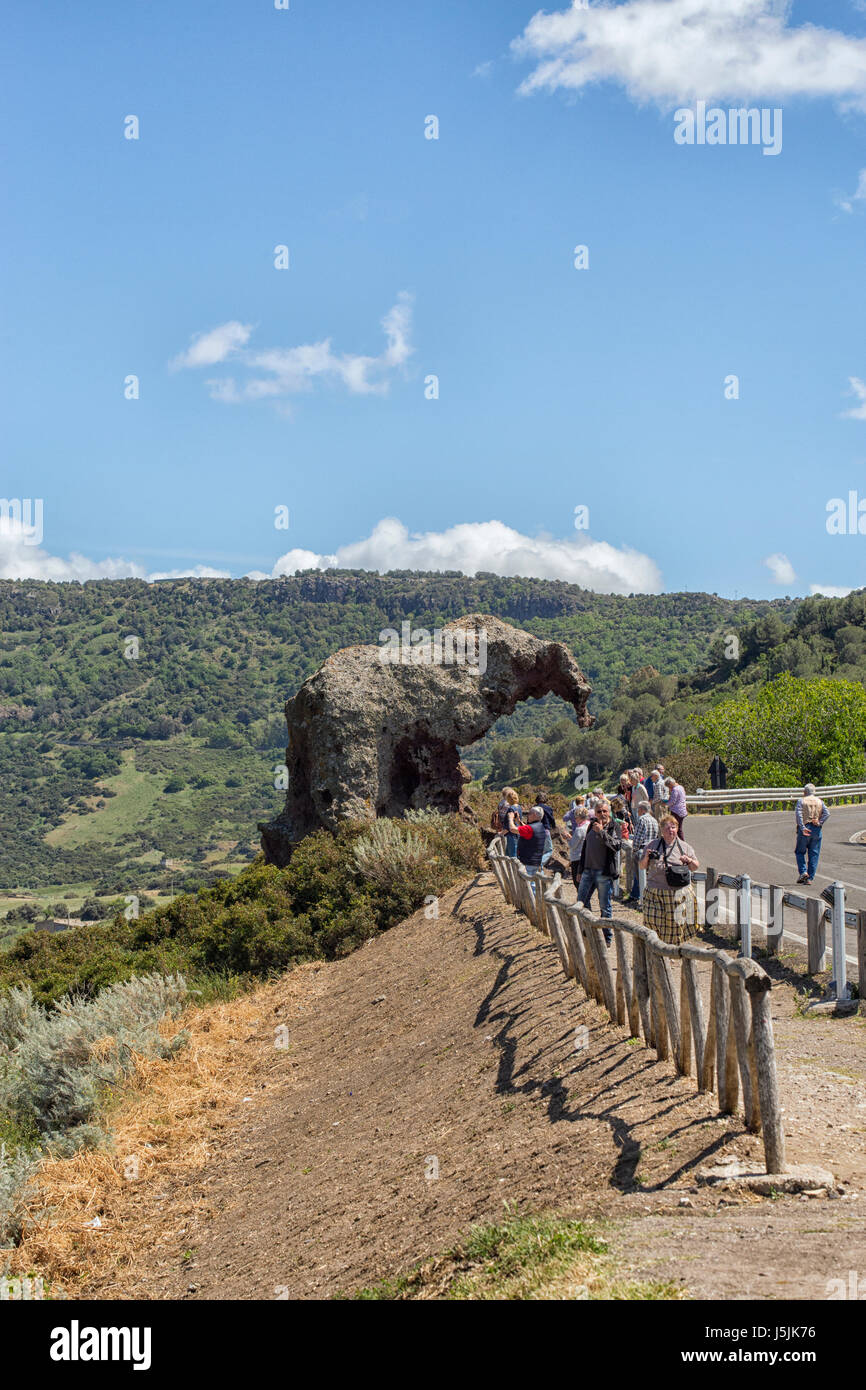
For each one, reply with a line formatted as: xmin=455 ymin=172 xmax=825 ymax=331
xmin=795 ymin=784 xmax=829 ymax=884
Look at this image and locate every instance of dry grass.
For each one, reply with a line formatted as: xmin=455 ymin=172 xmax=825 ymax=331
xmin=5 ymin=961 xmax=330 ymax=1295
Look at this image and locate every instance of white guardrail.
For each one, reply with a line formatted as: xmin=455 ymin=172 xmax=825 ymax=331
xmin=686 ymin=781 xmax=866 ymax=811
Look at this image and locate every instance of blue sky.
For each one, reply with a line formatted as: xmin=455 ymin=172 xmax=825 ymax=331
xmin=3 ymin=0 xmax=866 ymax=598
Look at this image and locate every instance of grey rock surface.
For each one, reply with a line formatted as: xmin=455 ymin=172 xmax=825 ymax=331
xmin=260 ymin=613 xmax=592 ymax=864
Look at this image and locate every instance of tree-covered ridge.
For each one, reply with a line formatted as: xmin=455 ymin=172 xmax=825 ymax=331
xmin=0 ymin=572 xmax=792 ymax=894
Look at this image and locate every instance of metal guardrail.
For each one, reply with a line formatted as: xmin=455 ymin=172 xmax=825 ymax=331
xmin=686 ymin=781 xmax=866 ymax=812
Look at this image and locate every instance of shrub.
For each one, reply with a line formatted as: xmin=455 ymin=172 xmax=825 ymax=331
xmin=353 ymin=821 xmax=432 ymax=886
xmin=0 ymin=1143 xmax=39 ymax=1245
xmin=0 ymin=973 xmax=188 ymax=1151
xmin=729 ymin=761 xmax=802 ymax=790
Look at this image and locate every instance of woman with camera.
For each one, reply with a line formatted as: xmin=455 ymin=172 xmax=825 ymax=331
xmin=638 ymin=811 xmax=700 ymax=945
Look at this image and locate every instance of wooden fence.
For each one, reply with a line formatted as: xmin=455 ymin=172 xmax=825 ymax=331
xmin=487 ymin=843 xmax=787 ymax=1175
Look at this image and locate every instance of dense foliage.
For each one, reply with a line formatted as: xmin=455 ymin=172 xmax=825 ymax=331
xmin=688 ymin=673 xmax=866 ymax=786
xmin=0 ymin=572 xmax=787 ymax=893
xmin=0 ymin=815 xmax=482 ymax=1006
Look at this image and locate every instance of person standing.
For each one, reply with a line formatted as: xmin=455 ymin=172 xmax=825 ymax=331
xmin=502 ymin=788 xmax=522 ymax=858
xmin=516 ymin=809 xmax=547 ymax=869
xmin=575 ymin=801 xmax=622 ymax=946
xmin=649 ymin=770 xmax=668 ymax=817
xmin=665 ymin=776 xmax=688 ymax=835
xmin=795 ymin=783 xmax=829 ymax=884
xmin=639 ymin=813 xmax=701 ymax=945
xmin=567 ymin=806 xmax=590 ymax=890
xmin=627 ymin=798 xmax=659 ymax=903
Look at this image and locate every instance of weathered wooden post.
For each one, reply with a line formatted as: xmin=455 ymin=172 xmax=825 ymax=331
xmin=806 ymin=896 xmax=827 ymax=974
xmin=859 ymin=910 xmax=866 ymax=1017
xmin=632 ymin=933 xmax=653 ymax=1045
xmin=746 ymin=973 xmax=787 ymax=1174
xmin=681 ymin=949 xmax=708 ymax=1086
xmin=712 ymin=961 xmax=733 ymax=1112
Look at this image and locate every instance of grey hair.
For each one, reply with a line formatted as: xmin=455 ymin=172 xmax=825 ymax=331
xmin=803 ymin=783 xmax=817 ymax=796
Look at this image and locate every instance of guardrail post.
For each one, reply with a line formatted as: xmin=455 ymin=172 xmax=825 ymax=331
xmin=738 ymin=874 xmax=752 ymax=959
xmin=830 ymin=882 xmax=849 ymax=1001
xmin=858 ymin=910 xmax=866 ymax=1017
xmin=704 ymin=867 xmax=718 ymax=931
xmin=806 ymin=896 xmax=827 ymax=975
xmin=767 ymin=885 xmax=783 ymax=956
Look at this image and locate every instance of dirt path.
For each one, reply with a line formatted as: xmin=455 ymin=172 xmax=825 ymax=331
xmin=43 ymin=872 xmax=866 ymax=1300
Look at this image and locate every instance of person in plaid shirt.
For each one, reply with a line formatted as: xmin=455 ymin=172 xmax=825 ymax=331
xmin=626 ymin=798 xmax=658 ymax=902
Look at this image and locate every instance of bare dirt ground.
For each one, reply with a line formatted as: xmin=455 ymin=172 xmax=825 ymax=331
xmin=15 ymin=871 xmax=866 ymax=1300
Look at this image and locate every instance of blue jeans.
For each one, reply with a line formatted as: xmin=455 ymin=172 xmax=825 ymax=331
xmin=578 ymin=869 xmax=614 ymax=944
xmin=795 ymin=830 xmax=822 ymax=879
xmin=505 ymin=832 xmax=518 ymax=858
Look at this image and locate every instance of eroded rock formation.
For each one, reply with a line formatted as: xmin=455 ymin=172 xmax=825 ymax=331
xmin=260 ymin=613 xmax=592 ymax=865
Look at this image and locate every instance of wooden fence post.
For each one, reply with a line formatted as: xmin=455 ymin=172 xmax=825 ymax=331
xmin=712 ymin=961 xmax=733 ymax=1113
xmin=859 ymin=910 xmax=866 ymax=1017
xmin=632 ymin=934 xmax=653 ymax=1045
xmin=681 ymin=952 xmax=708 ymax=1087
xmin=649 ymin=944 xmax=669 ymax=1061
xmin=806 ymin=896 xmax=827 ymax=974
xmin=654 ymin=952 xmax=682 ymax=1073
xmin=746 ymin=974 xmax=787 ymax=1174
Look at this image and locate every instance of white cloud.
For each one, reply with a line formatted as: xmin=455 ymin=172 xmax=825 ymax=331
xmin=472 ymin=60 xmax=494 ymax=79
xmin=269 ymin=517 xmax=662 ymax=594
xmin=763 ymin=551 xmax=796 ymax=585
xmin=809 ymin=583 xmax=853 ymax=597
xmin=0 ymin=520 xmax=229 ymax=582
xmin=170 ymin=321 xmax=252 ymax=370
xmin=512 ymin=0 xmax=866 ymax=109
xmin=842 ymin=376 xmax=866 ymax=419
xmin=838 ymin=168 xmax=866 ymax=212
xmin=175 ymin=294 xmax=414 ymax=404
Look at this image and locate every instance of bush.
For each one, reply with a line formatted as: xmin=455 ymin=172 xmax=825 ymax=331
xmin=0 ymin=1143 xmax=39 ymax=1245
xmin=690 ymin=674 xmax=866 ymax=785
xmin=353 ymin=821 xmax=432 ymax=885
xmin=0 ymin=973 xmax=188 ymax=1152
xmin=729 ymin=761 xmax=802 ymax=790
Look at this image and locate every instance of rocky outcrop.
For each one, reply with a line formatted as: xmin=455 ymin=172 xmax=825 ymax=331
xmin=260 ymin=613 xmax=592 ymax=865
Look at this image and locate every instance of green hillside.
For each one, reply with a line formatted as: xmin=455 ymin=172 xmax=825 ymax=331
xmin=0 ymin=573 xmax=793 ymax=912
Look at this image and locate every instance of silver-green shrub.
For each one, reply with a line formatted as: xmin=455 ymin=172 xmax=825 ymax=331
xmin=352 ymin=820 xmax=431 ymax=885
xmin=0 ymin=1143 xmax=39 ymax=1246
xmin=0 ymin=973 xmax=188 ymax=1153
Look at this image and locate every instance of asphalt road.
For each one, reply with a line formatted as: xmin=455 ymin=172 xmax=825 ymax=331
xmin=683 ymin=805 xmax=866 ymax=973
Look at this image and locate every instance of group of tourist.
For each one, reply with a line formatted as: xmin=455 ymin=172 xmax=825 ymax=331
xmin=494 ymin=766 xmax=699 ymax=947
xmin=494 ymin=770 xmax=836 ymax=959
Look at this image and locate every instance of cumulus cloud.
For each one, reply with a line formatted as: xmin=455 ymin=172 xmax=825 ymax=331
xmin=512 ymin=0 xmax=866 ymax=109
xmin=809 ymin=583 xmax=854 ymax=597
xmin=842 ymin=376 xmax=866 ymax=419
xmin=174 ymin=294 xmax=413 ymax=405
xmin=269 ymin=518 xmax=663 ymax=594
xmin=764 ymin=552 xmax=796 ymax=585
xmin=0 ymin=520 xmax=229 ymax=582
xmin=838 ymin=168 xmax=866 ymax=212
xmin=170 ymin=321 xmax=253 ymax=370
